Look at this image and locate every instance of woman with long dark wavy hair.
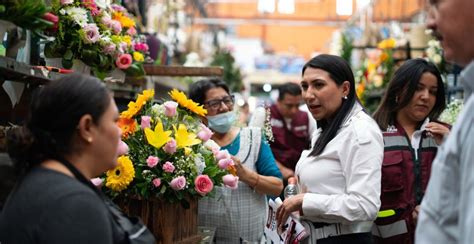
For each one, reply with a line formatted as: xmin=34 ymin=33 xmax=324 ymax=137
xmin=276 ymin=54 xmax=384 ymax=244
xmin=372 ymin=58 xmax=449 ymax=244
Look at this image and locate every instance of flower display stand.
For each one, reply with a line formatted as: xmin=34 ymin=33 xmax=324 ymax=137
xmin=44 ymin=58 xmax=91 ymax=77
xmin=116 ymin=197 xmax=201 ymax=244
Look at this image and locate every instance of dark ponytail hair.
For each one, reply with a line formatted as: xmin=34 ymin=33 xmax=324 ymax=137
xmin=373 ymin=58 xmax=446 ymax=130
xmin=303 ymin=54 xmax=358 ymax=156
xmin=6 ymin=74 xmax=111 ymax=176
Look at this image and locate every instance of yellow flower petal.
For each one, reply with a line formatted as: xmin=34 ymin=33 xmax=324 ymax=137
xmin=169 ymin=89 xmax=207 ymax=116
xmin=145 ymin=122 xmax=172 ymax=149
xmin=174 ymin=124 xmax=201 ymax=149
xmin=133 ymin=52 xmax=144 ymax=62
xmin=105 ymin=156 xmax=135 ymax=192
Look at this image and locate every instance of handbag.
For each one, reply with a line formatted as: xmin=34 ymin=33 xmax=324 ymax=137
xmin=56 ymin=157 xmax=155 ymax=244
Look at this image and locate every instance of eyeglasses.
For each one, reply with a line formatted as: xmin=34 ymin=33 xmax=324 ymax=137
xmin=204 ymin=95 xmax=235 ymax=111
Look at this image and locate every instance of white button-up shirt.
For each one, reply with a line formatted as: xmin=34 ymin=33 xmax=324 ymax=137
xmin=295 ymin=103 xmax=383 ymax=224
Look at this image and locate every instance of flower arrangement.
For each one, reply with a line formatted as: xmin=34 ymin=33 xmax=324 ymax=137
xmin=439 ymin=99 xmax=464 ymax=124
xmin=425 ymin=39 xmax=450 ymax=78
xmin=0 ymin=0 xmax=57 ymax=35
xmin=355 ymin=38 xmax=396 ymax=110
xmin=43 ymin=0 xmax=148 ymax=77
xmin=99 ymin=89 xmax=239 ymax=205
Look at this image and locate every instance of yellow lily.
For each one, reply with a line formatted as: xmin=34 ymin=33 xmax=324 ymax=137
xmin=174 ymin=124 xmax=201 ymax=150
xmin=144 ymin=121 xmax=172 ymax=149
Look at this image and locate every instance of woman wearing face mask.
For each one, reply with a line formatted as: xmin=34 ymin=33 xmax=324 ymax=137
xmin=188 ymin=78 xmax=283 ymax=243
xmin=372 ymin=59 xmax=449 ymax=244
xmin=276 ymin=54 xmax=384 ymax=244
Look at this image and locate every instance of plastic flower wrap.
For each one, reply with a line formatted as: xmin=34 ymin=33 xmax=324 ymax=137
xmin=43 ymin=0 xmax=149 ymax=77
xmin=439 ymin=99 xmax=464 ymax=124
xmin=102 ymin=89 xmax=238 ymax=204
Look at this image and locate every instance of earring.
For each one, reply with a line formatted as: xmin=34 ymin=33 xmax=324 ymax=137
xmin=87 ymin=137 xmax=92 ymax=143
xmin=343 ymin=95 xmax=348 ymax=100
xmin=395 ymin=96 xmax=399 ymax=103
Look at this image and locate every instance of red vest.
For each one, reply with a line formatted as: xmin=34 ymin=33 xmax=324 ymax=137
xmin=375 ymin=122 xmax=448 ymax=244
xmin=269 ymin=104 xmax=311 ymax=170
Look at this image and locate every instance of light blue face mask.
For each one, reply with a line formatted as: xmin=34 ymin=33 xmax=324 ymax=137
xmin=206 ymin=111 xmax=236 ymax=133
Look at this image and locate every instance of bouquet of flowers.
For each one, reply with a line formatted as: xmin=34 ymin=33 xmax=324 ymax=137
xmin=99 ymin=89 xmax=239 ymax=205
xmin=43 ymin=0 xmax=148 ymax=77
xmin=439 ymin=99 xmax=464 ymax=124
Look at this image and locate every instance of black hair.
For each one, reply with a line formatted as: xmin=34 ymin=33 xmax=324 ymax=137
xmin=373 ymin=58 xmax=446 ymax=130
xmin=278 ymin=82 xmax=302 ymax=101
xmin=302 ymin=54 xmax=358 ymax=157
xmin=6 ymin=74 xmax=111 ymax=176
xmin=188 ymin=77 xmax=230 ymax=105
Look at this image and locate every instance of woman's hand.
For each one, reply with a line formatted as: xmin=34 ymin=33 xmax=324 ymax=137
xmin=231 ymin=155 xmax=283 ymax=196
xmin=425 ymin=122 xmax=450 ymax=145
xmin=412 ymin=205 xmax=421 ymax=226
xmin=230 ymin=156 xmax=252 ymax=180
xmin=276 ymin=194 xmax=305 ymax=230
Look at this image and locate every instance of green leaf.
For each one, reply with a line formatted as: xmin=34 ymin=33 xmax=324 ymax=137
xmin=63 ymin=49 xmax=73 ymax=60
xmin=61 ymin=58 xmax=73 ymax=69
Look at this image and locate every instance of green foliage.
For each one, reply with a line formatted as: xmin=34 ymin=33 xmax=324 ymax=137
xmin=340 ymin=33 xmax=353 ymax=66
xmin=210 ymin=49 xmax=243 ymax=92
xmin=0 ymin=0 xmax=53 ymax=32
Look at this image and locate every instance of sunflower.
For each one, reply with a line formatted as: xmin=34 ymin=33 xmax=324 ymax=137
xmin=120 ymin=89 xmax=154 ymax=119
xmin=169 ymin=89 xmax=189 ymax=107
xmin=120 ymin=101 xmax=142 ymax=119
xmin=186 ymin=101 xmax=207 ymax=117
xmin=169 ymin=89 xmax=207 ymax=116
xmin=106 ymin=156 xmax=135 ymax=192
xmin=117 ymin=117 xmax=137 ymax=139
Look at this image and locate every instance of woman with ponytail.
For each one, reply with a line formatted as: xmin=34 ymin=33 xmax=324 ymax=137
xmin=0 ymin=74 xmax=154 ymax=243
xmin=276 ymin=54 xmax=384 ymax=243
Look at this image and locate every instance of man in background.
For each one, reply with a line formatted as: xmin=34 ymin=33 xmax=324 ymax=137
xmin=269 ymin=82 xmax=315 ymax=180
xmin=416 ymin=0 xmax=474 ymax=243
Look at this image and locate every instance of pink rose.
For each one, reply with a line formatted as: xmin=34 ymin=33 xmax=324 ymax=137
xmin=133 ymin=43 xmax=149 ymax=52
xmin=116 ymin=54 xmax=132 ymax=69
xmin=223 ymin=174 xmax=239 ymax=189
xmin=194 ymin=175 xmax=214 ymax=196
xmin=91 ymin=177 xmax=103 ymax=187
xmin=163 ymin=139 xmax=177 ymax=154
xmin=170 ymin=176 xmax=186 ymax=190
xmin=127 ymin=27 xmax=137 ymax=36
xmin=197 ymin=124 xmax=213 ymax=142
xmin=101 ymin=15 xmax=112 ymax=24
xmin=146 ymin=156 xmax=160 ymax=168
xmin=217 ymin=158 xmax=234 ymax=170
xmin=163 ymin=101 xmax=178 ymax=117
xmin=162 ymin=161 xmax=175 ymax=173
xmin=103 ymin=43 xmax=116 ymax=55
xmin=117 ymin=140 xmax=129 ymax=156
xmin=152 ymin=178 xmax=161 ymax=188
xmin=140 ymin=115 xmax=151 ymax=129
xmin=42 ymin=13 xmax=59 ymax=32
xmin=111 ymin=20 xmax=122 ymax=34
xmin=82 ymin=24 xmax=100 ymax=44
xmin=215 ymin=150 xmax=231 ymax=161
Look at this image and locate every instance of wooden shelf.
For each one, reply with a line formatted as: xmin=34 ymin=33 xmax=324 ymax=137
xmin=0 ymin=57 xmax=51 ymax=85
xmin=144 ymin=65 xmax=224 ymax=77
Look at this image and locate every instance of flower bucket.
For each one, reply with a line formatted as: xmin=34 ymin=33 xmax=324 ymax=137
xmin=104 ymin=68 xmax=126 ymax=83
xmin=44 ymin=58 xmax=91 ymax=77
xmin=116 ymin=197 xmax=201 ymax=244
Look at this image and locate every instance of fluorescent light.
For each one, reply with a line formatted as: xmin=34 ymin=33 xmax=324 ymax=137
xmin=278 ymin=0 xmax=295 ymax=14
xmin=336 ymin=0 xmax=353 ymax=16
xmin=258 ymin=0 xmax=275 ymax=13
